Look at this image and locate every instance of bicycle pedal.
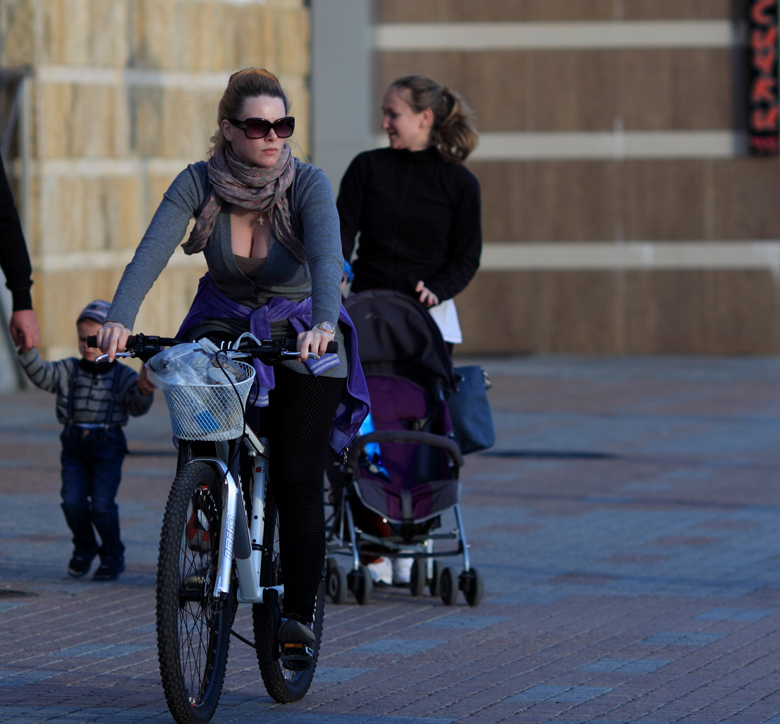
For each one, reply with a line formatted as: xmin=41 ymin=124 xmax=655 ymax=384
xmin=280 ymin=642 xmax=313 ymax=671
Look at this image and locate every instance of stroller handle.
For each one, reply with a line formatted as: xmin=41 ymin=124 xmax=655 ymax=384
xmin=348 ymin=430 xmax=464 ymax=469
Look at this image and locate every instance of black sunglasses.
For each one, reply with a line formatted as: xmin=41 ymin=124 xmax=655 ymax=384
xmin=228 ymin=116 xmax=295 ymax=139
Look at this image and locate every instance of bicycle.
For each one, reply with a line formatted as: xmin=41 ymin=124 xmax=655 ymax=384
xmin=91 ymin=331 xmax=338 ymax=724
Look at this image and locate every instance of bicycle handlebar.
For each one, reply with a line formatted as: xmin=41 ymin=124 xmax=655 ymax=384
xmin=87 ymin=334 xmax=338 ymax=363
xmin=87 ymin=334 xmax=181 ymax=351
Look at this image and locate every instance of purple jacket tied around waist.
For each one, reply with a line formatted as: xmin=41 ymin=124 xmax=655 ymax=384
xmin=177 ymin=274 xmax=369 ymax=453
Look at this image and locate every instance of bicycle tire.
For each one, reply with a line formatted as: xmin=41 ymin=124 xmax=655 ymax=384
xmin=252 ymin=487 xmax=324 ymax=703
xmin=157 ymin=461 xmax=234 ymax=724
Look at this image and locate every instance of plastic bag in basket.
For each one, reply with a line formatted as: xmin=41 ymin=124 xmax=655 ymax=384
xmin=145 ymin=342 xmax=251 ymax=390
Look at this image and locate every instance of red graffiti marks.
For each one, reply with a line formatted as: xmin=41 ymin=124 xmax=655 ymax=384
xmin=749 ymin=0 xmax=779 ymax=155
xmin=752 ymin=0 xmax=777 ymax=24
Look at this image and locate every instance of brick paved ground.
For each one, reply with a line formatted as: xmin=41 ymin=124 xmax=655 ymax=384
xmin=2 ymin=355 xmax=780 ymax=723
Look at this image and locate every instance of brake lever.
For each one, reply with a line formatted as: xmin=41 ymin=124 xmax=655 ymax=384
xmin=95 ymin=352 xmax=133 ymax=363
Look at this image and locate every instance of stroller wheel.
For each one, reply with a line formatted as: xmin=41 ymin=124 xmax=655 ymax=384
xmin=460 ymin=568 xmax=484 ymax=607
xmin=429 ymin=560 xmax=443 ymax=597
xmin=410 ymin=560 xmax=426 ymax=597
xmin=440 ymin=567 xmax=458 ymax=606
xmin=326 ymin=558 xmax=347 ymax=605
xmin=348 ymin=565 xmax=373 ymax=605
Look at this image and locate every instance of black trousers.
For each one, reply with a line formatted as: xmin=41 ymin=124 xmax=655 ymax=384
xmin=252 ymin=366 xmax=346 ymax=622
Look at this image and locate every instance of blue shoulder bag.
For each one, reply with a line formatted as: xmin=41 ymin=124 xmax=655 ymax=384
xmin=446 ymin=366 xmax=495 ymax=455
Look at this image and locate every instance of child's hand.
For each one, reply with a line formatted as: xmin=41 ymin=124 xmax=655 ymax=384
xmin=136 ymin=365 xmax=156 ymax=396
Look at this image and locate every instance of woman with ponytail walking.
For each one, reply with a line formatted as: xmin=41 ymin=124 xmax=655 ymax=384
xmin=337 ymin=74 xmax=482 ymax=353
xmin=337 ymin=75 xmax=481 ymax=587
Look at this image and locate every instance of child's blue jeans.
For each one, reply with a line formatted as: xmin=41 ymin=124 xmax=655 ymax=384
xmin=60 ymin=425 xmax=127 ymax=567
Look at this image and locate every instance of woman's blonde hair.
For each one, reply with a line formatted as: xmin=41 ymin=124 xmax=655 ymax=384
xmin=210 ymin=68 xmax=290 ymax=153
xmin=391 ymin=74 xmax=478 ymax=163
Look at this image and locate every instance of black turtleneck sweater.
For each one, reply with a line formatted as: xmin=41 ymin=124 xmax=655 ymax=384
xmin=0 ymin=156 xmax=33 ymax=311
xmin=337 ymin=147 xmax=481 ymax=302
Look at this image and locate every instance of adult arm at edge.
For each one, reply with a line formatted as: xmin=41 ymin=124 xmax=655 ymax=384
xmin=0 ymin=156 xmax=33 ymax=312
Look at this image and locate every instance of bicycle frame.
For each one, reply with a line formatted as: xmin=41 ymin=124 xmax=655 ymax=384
xmin=182 ymin=424 xmax=281 ymax=606
xmin=91 ymin=332 xmax=327 ymax=609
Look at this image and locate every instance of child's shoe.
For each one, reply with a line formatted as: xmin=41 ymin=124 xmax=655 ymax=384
xmin=367 ymin=557 xmax=392 ymax=586
xmin=92 ymin=561 xmax=125 ymax=581
xmin=67 ymin=552 xmax=96 ymax=578
xmin=392 ymin=557 xmax=414 ymax=586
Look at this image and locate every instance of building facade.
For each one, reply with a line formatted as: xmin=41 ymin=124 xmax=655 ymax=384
xmin=1 ymin=0 xmax=778 ymax=377
xmin=314 ymin=0 xmax=780 ymax=355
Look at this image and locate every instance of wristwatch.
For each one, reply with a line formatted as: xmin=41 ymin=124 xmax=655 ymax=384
xmin=311 ymin=321 xmax=335 ymax=335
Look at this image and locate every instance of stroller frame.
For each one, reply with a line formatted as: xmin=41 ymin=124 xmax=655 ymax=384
xmin=323 ymin=289 xmax=484 ymax=607
xmin=326 ymin=429 xmax=481 ymax=606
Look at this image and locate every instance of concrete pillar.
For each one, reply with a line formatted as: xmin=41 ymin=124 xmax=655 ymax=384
xmin=310 ymin=0 xmax=374 ymax=194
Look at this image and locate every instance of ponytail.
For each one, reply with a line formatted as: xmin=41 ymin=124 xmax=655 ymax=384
xmin=391 ymin=75 xmax=478 ymax=163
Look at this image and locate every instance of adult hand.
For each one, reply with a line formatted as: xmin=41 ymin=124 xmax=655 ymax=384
xmin=96 ymin=322 xmax=132 ymax=363
xmin=136 ymin=365 xmax=155 ymax=396
xmin=415 ymin=281 xmax=439 ymax=308
xmin=296 ymin=329 xmax=334 ymax=362
xmin=9 ymin=309 xmax=40 ymax=351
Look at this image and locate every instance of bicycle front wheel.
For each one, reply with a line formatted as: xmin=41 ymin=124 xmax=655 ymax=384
xmin=252 ymin=488 xmax=324 ymax=703
xmin=157 ymin=461 xmax=234 ymax=724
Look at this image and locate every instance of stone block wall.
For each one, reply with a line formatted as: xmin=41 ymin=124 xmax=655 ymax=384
xmin=0 ymin=0 xmax=310 ymax=359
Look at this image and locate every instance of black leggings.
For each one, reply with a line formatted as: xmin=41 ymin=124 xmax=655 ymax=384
xmin=252 ymin=366 xmax=346 ymax=623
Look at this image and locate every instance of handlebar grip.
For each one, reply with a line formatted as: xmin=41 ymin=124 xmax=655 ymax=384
xmin=326 ymin=341 xmax=339 ymax=354
xmin=86 ymin=334 xmax=138 ymax=351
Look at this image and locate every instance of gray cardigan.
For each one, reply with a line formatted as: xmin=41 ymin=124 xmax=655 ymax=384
xmin=108 ymin=158 xmax=343 ymax=335
xmin=107 ymin=158 xmax=347 ymax=376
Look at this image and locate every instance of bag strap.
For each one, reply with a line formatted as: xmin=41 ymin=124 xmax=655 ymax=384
xmin=66 ymin=359 xmax=79 ymax=425
xmin=103 ymin=363 xmax=122 ymax=429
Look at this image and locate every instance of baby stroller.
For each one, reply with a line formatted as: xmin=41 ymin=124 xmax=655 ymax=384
xmin=325 ymin=289 xmax=483 ymax=607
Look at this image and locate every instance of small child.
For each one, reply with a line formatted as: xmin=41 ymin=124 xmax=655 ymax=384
xmin=18 ymin=300 xmax=154 ymax=581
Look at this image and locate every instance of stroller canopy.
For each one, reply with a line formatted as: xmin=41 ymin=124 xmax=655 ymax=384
xmin=344 ymin=290 xmax=458 ymax=394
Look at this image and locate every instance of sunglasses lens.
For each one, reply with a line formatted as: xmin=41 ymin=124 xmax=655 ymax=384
xmin=244 ymin=119 xmax=272 ymax=138
xmin=274 ymin=119 xmax=295 ymax=138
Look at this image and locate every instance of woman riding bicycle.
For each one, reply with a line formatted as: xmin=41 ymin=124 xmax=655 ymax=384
xmin=97 ymin=68 xmax=368 ymax=651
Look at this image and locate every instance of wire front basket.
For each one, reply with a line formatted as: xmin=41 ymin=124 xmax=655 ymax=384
xmin=162 ymin=361 xmax=255 ymax=442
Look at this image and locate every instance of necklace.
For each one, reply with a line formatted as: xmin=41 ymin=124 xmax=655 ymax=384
xmin=255 ymin=212 xmax=265 ymax=226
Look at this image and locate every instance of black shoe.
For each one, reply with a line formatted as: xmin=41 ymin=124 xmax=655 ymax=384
xmin=277 ymin=618 xmax=315 ymax=671
xmin=92 ymin=562 xmax=125 ymax=581
xmin=67 ymin=553 xmax=96 ymax=578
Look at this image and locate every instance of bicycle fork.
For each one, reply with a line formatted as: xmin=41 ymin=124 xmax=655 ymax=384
xmin=204 ymin=442 xmax=279 ymax=605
